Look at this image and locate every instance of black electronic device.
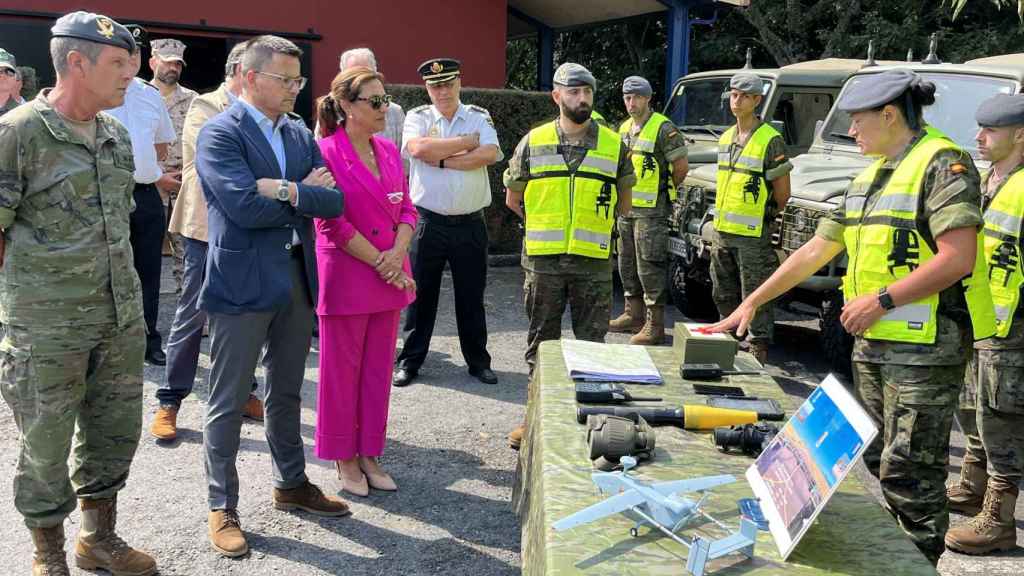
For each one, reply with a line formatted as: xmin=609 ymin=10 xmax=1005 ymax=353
xmin=691 ymin=383 xmax=746 ymax=397
xmin=714 ymin=423 xmax=779 ymax=457
xmin=681 ymin=363 xmax=762 ymax=381
xmin=575 ymin=382 xmax=662 ymax=404
xmin=705 ymin=396 xmax=785 ymax=421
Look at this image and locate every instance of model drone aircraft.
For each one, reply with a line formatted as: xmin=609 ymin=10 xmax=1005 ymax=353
xmin=553 ymin=456 xmax=758 ymax=576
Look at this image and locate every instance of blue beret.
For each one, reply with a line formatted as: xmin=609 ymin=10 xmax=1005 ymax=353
xmin=51 ymin=11 xmax=135 ymax=53
xmin=729 ymin=73 xmax=765 ymax=95
xmin=553 ymin=63 xmax=596 ymax=89
xmin=976 ymin=94 xmax=1024 ymax=128
xmin=837 ymin=69 xmax=929 ymax=113
xmin=622 ymin=76 xmax=652 ymax=96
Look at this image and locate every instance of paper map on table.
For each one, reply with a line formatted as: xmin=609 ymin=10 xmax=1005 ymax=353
xmin=746 ymin=374 xmax=878 ymax=559
xmin=561 ymin=339 xmax=663 ymax=384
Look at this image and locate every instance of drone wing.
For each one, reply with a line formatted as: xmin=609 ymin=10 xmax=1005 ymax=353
xmin=650 ymin=474 xmax=735 ymax=497
xmin=552 ymin=489 xmax=646 ymax=532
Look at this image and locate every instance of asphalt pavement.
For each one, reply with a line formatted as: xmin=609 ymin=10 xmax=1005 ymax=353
xmin=0 ymin=257 xmax=1020 ymax=575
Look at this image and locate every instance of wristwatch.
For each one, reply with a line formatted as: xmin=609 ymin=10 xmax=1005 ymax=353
xmin=276 ymin=179 xmax=290 ymax=202
xmin=877 ymin=287 xmax=896 ymax=311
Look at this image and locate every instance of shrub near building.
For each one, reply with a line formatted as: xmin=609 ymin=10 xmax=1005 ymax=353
xmin=389 ymin=84 xmax=557 ymax=255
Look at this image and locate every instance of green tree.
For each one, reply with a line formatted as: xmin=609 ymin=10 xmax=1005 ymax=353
xmin=948 ymin=0 xmax=1023 ymax=20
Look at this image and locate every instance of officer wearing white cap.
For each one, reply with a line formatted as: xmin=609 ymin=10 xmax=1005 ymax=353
xmin=708 ymin=71 xmax=791 ymax=364
xmin=945 ymin=93 xmax=1024 ymax=556
xmin=709 ymin=68 xmax=996 ymax=564
xmin=107 ymin=24 xmax=178 ymax=367
xmin=610 ymin=75 xmax=688 ymax=345
xmin=396 ymin=57 xmax=502 ymax=387
xmin=0 ymin=11 xmax=158 ymax=575
xmin=502 ymin=62 xmax=636 ymax=449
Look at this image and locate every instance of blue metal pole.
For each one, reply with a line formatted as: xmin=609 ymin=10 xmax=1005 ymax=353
xmin=665 ymin=0 xmax=691 ymax=93
xmin=538 ymin=25 xmax=554 ymax=91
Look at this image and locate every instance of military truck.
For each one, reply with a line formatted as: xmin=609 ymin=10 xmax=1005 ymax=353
xmin=678 ymin=52 xmax=1024 ymax=372
xmin=662 ymin=59 xmax=867 ymax=320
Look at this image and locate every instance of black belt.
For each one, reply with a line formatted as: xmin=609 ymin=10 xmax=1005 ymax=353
xmin=417 ymin=207 xmax=483 ymax=226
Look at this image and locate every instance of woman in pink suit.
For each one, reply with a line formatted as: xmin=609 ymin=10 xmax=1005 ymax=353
xmin=314 ymin=67 xmax=417 ymax=496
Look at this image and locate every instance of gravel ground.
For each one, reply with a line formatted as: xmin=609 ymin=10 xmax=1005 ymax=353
xmin=0 ymin=257 xmax=1020 ymax=575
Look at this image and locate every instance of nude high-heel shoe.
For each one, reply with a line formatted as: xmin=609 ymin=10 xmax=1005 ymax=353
xmin=359 ymin=457 xmax=397 ymax=492
xmin=335 ymin=461 xmax=369 ymax=497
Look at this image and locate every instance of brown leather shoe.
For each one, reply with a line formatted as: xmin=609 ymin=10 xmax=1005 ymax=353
xmin=208 ymin=509 xmax=248 ymax=558
xmin=508 ymin=422 xmax=526 ymax=450
xmin=274 ymin=481 xmax=351 ymax=517
xmin=243 ymin=394 xmax=264 ymax=421
xmin=30 ymin=525 xmax=69 ymax=576
xmin=150 ymin=406 xmax=178 ymax=440
xmin=75 ymin=498 xmax=157 ymax=576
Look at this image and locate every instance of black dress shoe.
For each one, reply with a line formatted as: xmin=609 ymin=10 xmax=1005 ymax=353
xmin=392 ymin=368 xmax=417 ymax=387
xmin=469 ymin=367 xmax=498 ymax=385
xmin=146 ymin=348 xmax=167 ymax=366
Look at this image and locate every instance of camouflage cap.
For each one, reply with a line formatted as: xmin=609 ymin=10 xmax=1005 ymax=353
xmin=976 ymin=93 xmax=1024 ymax=128
xmin=553 ymin=63 xmax=595 ymax=89
xmin=729 ymin=73 xmax=765 ymax=95
xmin=151 ymin=38 xmax=186 ymax=64
xmin=51 ymin=11 xmax=135 ymax=53
xmin=0 ymin=48 xmax=16 ymax=71
xmin=622 ymin=75 xmax=652 ymax=96
xmin=837 ymin=69 xmax=930 ymax=113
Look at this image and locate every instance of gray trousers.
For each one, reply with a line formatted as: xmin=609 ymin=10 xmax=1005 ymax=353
xmin=204 ymin=254 xmax=313 ymax=510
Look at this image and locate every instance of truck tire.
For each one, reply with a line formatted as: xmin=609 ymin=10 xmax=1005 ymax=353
xmin=668 ymin=257 xmax=718 ymax=321
xmin=819 ymin=291 xmax=853 ymax=375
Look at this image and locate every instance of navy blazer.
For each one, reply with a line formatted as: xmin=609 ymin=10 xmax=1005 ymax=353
xmin=195 ymin=100 xmax=344 ymax=314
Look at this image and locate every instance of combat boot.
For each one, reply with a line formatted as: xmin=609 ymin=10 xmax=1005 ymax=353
xmin=30 ymin=525 xmax=69 ymax=576
xmin=75 ymin=498 xmax=157 ymax=576
xmin=609 ymin=297 xmax=645 ymax=333
xmin=947 ymin=459 xmax=988 ymax=516
xmin=748 ymin=340 xmax=769 ymax=365
xmin=945 ymin=485 xmax=1019 ymax=554
xmin=630 ymin=305 xmax=665 ymax=346
xmin=508 ymin=421 xmax=526 ymax=450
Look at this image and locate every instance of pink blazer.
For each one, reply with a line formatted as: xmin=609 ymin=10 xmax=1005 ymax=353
xmin=315 ymin=130 xmax=417 ymax=316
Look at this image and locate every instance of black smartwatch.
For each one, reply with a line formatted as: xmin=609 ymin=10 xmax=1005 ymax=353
xmin=877 ymin=287 xmax=896 ymax=311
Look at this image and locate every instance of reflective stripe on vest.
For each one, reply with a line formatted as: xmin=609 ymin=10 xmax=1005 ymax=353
xmin=842 ymin=131 xmax=997 ymax=344
xmin=619 ymin=112 xmax=676 ymax=206
xmin=713 ymin=123 xmax=780 ymax=237
xmin=523 ymin=120 xmax=621 ymax=259
xmin=983 ymin=169 xmax=1024 ymax=337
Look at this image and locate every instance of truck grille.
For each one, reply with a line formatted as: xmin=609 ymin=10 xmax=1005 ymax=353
xmin=777 ymin=205 xmax=829 ymax=253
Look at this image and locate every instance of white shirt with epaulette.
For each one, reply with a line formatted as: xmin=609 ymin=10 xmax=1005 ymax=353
xmin=106 ymin=77 xmax=175 ymax=185
xmin=402 ymin=101 xmax=503 ymax=215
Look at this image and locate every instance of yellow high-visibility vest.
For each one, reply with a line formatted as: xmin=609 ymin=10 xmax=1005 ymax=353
xmin=619 ymin=112 xmax=676 ymax=207
xmin=713 ymin=123 xmax=780 ymax=237
xmin=982 ymin=169 xmax=1024 ymax=337
xmin=842 ymin=131 xmax=996 ymax=344
xmin=523 ymin=120 xmax=622 ymax=259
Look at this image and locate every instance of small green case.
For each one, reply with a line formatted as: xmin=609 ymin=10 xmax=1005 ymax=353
xmin=673 ymin=322 xmax=738 ymax=370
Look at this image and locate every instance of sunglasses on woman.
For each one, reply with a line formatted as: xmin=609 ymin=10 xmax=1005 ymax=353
xmin=356 ymin=94 xmax=392 ymax=110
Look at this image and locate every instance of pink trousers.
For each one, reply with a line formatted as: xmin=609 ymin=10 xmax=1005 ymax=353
xmin=315 ymin=310 xmax=401 ymax=460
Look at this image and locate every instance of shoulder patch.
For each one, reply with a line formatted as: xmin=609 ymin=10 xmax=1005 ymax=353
xmin=409 ymin=104 xmax=430 ymax=114
xmin=950 ymin=163 xmax=968 ymax=175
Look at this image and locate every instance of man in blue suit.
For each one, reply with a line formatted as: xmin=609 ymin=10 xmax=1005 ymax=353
xmin=195 ymin=35 xmax=347 ymax=558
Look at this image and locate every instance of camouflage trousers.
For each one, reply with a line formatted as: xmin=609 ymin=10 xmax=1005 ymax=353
xmin=709 ymin=242 xmax=778 ymax=342
xmin=0 ymin=319 xmax=145 ymax=528
xmin=853 ymin=361 xmax=963 ymax=564
xmin=957 ymin=348 xmax=1024 ymax=492
xmin=166 ymin=191 xmax=184 ymax=292
xmin=524 ymin=270 xmax=611 ymax=376
xmin=616 ymin=216 xmax=668 ymax=307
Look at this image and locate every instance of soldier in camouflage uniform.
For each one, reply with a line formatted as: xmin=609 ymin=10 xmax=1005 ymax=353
xmin=503 ymin=63 xmax=635 ymax=449
xmin=945 ymin=94 xmax=1024 ymax=555
xmin=709 ymin=70 xmax=993 ymax=564
xmin=709 ymin=73 xmax=792 ymax=364
xmin=610 ymin=76 xmax=688 ymax=345
xmin=0 ymin=48 xmax=22 ymax=116
xmin=0 ymin=12 xmax=156 ymax=576
xmin=150 ymin=38 xmax=197 ymax=291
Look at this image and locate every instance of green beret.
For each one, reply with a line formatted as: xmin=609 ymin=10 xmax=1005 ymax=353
xmin=976 ymin=94 xmax=1024 ymax=128
xmin=51 ymin=11 xmax=136 ymax=53
xmin=553 ymin=63 xmax=595 ymax=89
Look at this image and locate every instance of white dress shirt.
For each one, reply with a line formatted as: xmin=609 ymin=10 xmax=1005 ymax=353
xmin=402 ymin=102 xmax=502 ymax=215
xmin=238 ymin=97 xmax=301 ymax=245
xmin=107 ymin=77 xmax=175 ymax=184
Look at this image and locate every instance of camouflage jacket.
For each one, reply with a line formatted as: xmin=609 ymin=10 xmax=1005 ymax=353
xmin=0 ymin=91 xmax=143 ymax=328
xmin=159 ymin=82 xmax=198 ymax=173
